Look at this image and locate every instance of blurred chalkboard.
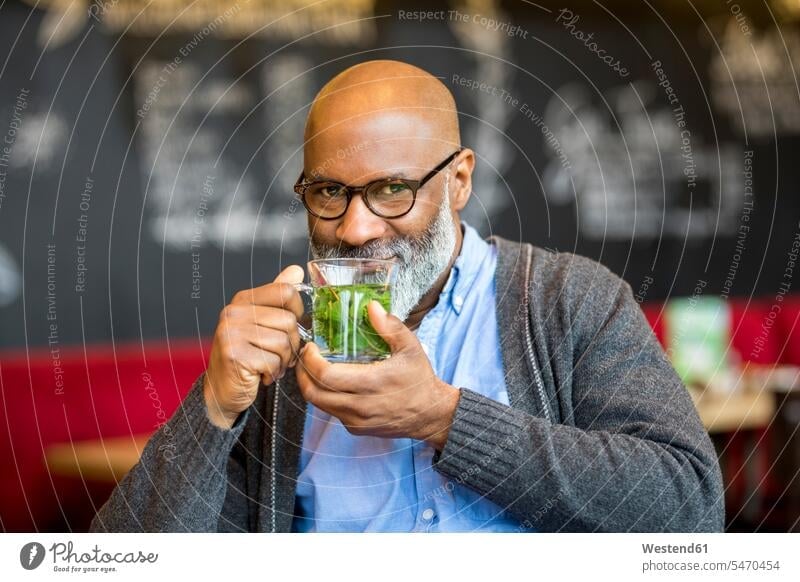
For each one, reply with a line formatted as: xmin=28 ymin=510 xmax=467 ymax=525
xmin=0 ymin=0 xmax=798 ymax=349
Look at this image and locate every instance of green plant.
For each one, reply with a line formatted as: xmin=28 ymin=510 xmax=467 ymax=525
xmin=313 ymin=283 xmax=392 ymax=360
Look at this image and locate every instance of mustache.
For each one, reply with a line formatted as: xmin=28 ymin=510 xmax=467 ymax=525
xmin=310 ymin=237 xmax=416 ymax=262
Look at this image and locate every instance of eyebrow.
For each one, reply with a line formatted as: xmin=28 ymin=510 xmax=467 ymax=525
xmin=306 ymin=171 xmax=414 ymax=183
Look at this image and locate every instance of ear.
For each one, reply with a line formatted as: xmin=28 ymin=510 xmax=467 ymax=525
xmin=450 ymin=148 xmax=475 ymax=212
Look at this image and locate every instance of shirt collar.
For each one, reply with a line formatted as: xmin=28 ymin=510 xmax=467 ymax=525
xmin=439 ymin=220 xmax=491 ymax=315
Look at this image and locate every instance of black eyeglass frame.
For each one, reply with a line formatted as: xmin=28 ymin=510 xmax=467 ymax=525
xmin=293 ymin=148 xmax=464 ymax=220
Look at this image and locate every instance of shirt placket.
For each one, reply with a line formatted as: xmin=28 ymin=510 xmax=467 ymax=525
xmin=411 ymin=301 xmax=448 ymax=532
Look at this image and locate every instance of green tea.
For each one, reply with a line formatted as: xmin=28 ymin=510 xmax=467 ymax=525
xmin=312 ymin=283 xmax=392 ymax=362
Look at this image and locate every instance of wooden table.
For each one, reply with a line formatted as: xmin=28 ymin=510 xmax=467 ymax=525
xmin=689 ymin=387 xmax=776 ymax=434
xmin=45 ymin=434 xmax=153 ymax=482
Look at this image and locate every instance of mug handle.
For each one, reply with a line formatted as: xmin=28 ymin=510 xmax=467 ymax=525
xmin=292 ymin=282 xmax=314 ymax=342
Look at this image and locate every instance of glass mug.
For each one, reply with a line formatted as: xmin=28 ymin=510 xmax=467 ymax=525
xmin=293 ymin=258 xmax=398 ymax=363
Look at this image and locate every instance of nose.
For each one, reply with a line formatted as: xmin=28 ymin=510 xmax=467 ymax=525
xmin=335 ymin=193 xmax=388 ymax=247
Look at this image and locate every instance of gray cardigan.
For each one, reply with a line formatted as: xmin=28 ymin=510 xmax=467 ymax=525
xmin=90 ymin=236 xmax=725 ymax=532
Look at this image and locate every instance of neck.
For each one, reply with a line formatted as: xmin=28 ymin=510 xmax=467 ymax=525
xmin=403 ymin=220 xmax=464 ymax=331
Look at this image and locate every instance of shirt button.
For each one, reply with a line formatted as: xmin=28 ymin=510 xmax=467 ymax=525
xmin=453 ymin=295 xmax=463 ymax=308
xmin=421 ymin=508 xmax=435 ymax=521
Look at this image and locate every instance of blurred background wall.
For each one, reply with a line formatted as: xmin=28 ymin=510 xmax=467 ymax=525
xmin=0 ymin=0 xmax=799 ymax=532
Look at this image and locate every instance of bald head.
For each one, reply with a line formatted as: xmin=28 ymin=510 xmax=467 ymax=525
xmin=304 ymin=60 xmax=461 ymax=172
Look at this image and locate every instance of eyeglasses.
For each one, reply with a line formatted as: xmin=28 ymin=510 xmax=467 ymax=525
xmin=294 ymin=148 xmax=464 ymax=220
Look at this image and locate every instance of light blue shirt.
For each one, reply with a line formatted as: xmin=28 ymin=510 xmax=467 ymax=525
xmin=292 ymin=221 xmax=523 ymax=532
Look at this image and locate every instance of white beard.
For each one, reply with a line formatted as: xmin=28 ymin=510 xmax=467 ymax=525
xmin=309 ymin=173 xmax=457 ymax=321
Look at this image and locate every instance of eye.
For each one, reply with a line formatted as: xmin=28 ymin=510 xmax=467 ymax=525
xmin=375 ymin=181 xmax=411 ymax=197
xmin=388 ymin=182 xmax=410 ymax=193
xmin=313 ymin=184 xmax=346 ymax=198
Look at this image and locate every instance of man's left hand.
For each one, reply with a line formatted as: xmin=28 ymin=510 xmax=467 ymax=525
xmin=296 ymin=301 xmax=460 ymax=450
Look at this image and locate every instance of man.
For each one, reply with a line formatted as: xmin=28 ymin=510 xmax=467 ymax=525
xmin=91 ymin=60 xmax=724 ymax=533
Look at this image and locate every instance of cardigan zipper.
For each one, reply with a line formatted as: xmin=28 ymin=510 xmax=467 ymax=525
xmin=270 ymin=379 xmax=279 ymax=532
xmin=523 ymin=244 xmax=551 ymax=422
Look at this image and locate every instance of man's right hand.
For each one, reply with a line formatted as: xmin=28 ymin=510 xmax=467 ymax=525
xmin=202 ymin=265 xmax=305 ymax=429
